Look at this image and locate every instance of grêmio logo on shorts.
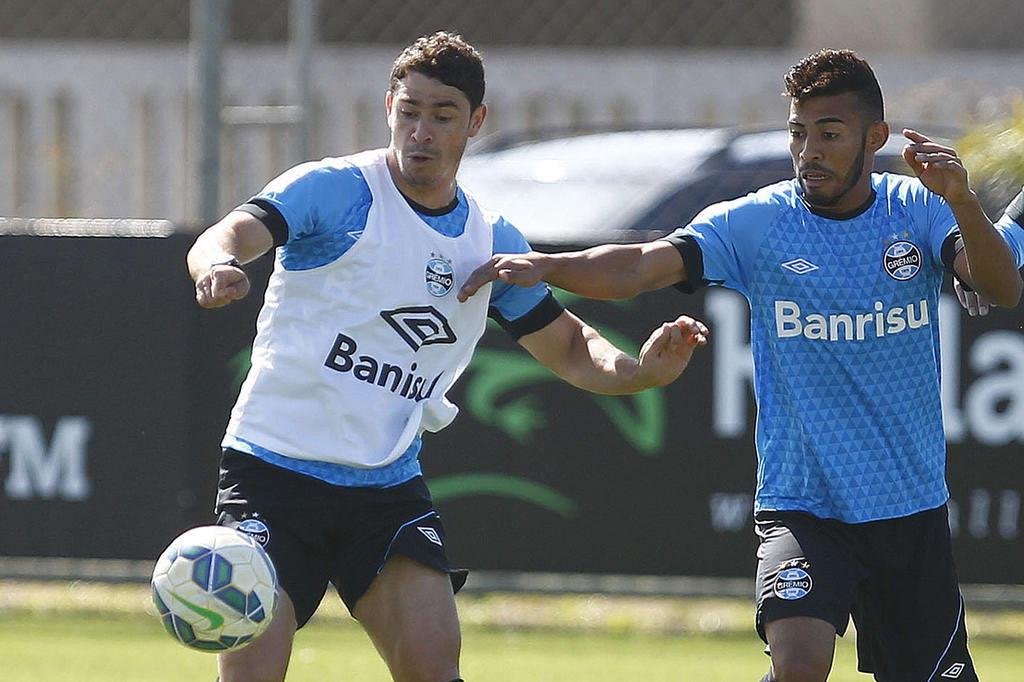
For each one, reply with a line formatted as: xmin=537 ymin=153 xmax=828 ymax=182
xmin=774 ymin=565 xmax=813 ymax=600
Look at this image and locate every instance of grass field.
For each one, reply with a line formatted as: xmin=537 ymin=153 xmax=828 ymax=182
xmin=1 ymin=582 xmax=1022 ymax=680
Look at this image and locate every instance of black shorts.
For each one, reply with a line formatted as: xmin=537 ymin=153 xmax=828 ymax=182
xmin=214 ymin=448 xmax=468 ymax=628
xmin=754 ymin=505 xmax=977 ymax=681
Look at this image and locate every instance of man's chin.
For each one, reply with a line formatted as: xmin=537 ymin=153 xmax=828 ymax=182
xmin=399 ymin=167 xmax=436 ymax=187
xmin=800 ymin=185 xmax=839 ymax=208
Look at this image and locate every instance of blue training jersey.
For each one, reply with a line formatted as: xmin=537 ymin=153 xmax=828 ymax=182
xmin=223 ymin=157 xmax=555 ymax=487
xmin=670 ymin=173 xmax=964 ymax=523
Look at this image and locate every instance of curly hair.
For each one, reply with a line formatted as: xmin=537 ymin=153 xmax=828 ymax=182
xmin=389 ymin=31 xmax=485 ymax=111
xmin=783 ymin=49 xmax=884 ymax=122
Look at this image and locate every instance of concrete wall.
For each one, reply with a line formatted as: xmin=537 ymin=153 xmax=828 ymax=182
xmin=1 ymin=43 xmax=1022 ymax=223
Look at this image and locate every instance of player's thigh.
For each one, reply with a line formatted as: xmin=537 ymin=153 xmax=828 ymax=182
xmin=353 ymin=555 xmax=461 ymax=682
xmin=216 ymin=449 xmax=334 ymax=628
xmin=764 ymin=616 xmax=836 ymax=681
xmin=755 ymin=513 xmax=863 ymax=639
xmin=218 ymin=588 xmax=298 ymax=682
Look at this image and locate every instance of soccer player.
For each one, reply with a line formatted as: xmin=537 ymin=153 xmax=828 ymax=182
xmin=459 ymin=50 xmax=1024 ymax=681
xmin=186 ymin=32 xmax=707 ymax=682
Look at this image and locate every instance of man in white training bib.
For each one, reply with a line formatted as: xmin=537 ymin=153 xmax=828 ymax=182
xmin=186 ymin=31 xmax=708 ymax=682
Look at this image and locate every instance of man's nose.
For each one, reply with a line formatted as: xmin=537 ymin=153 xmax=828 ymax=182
xmin=800 ymin=139 xmax=822 ymax=162
xmin=411 ymin=119 xmax=433 ymax=143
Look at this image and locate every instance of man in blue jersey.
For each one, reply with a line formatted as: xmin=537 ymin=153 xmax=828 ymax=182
xmin=460 ymin=50 xmax=1023 ymax=681
xmin=186 ymin=32 xmax=707 ymax=682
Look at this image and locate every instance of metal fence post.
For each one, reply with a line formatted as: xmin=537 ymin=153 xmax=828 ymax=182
xmin=189 ymin=0 xmax=227 ymax=228
xmin=289 ymin=0 xmax=317 ymax=165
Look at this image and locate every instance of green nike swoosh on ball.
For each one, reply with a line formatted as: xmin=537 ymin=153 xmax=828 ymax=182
xmin=168 ymin=590 xmax=225 ymax=630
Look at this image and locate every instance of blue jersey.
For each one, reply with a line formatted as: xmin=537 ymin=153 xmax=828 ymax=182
xmin=670 ymin=173 xmax=961 ymax=522
xmin=225 ymin=157 xmax=557 ymax=487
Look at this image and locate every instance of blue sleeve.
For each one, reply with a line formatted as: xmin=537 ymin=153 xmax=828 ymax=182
xmin=673 ymin=195 xmax=767 ymax=296
xmin=995 ymin=214 xmax=1024 ymax=269
xmin=488 ymin=215 xmax=553 ymax=320
xmin=885 ymin=174 xmax=957 ymax=267
xmin=926 ymin=198 xmax=958 ymax=267
xmin=899 ymin=178 xmax=958 ymax=266
xmin=255 ymin=160 xmax=370 ymax=243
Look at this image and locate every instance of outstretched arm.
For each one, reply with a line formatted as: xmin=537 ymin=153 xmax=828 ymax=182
xmin=187 ymin=211 xmax=275 ymax=309
xmin=458 ymin=240 xmax=688 ymax=302
xmin=516 ymin=309 xmax=708 ymax=395
xmin=903 ymin=129 xmax=1022 ymax=307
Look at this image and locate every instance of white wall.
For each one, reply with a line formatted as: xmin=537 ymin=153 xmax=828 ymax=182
xmin=1 ymin=42 xmax=1022 ymax=223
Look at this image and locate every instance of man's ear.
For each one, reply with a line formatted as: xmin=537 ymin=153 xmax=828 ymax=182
xmin=868 ymin=120 xmax=890 ymax=153
xmin=468 ymin=103 xmax=488 ymax=138
xmin=385 ymin=89 xmax=394 ymax=117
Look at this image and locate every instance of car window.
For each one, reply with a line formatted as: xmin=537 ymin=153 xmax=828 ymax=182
xmin=634 ymin=158 xmax=795 ymax=233
xmin=633 ymin=152 xmax=915 ymax=235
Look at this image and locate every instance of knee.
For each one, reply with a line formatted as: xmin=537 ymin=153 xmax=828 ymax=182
xmin=388 ymin=639 xmax=460 ymax=682
xmin=770 ymin=657 xmax=831 ymax=682
xmin=218 ymin=643 xmax=290 ymax=682
xmin=390 ymin=655 xmax=460 ymax=682
xmin=765 ymin=617 xmax=834 ymax=682
xmin=219 ymin=665 xmax=287 ymax=682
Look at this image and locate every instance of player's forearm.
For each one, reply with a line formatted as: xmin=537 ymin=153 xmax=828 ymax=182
xmin=187 ymin=211 xmax=274 ymax=282
xmin=541 ymin=244 xmax=654 ymax=300
xmin=187 ymin=231 xmax=239 ymax=282
xmin=555 ymin=323 xmax=650 ymax=395
xmin=951 ymin=194 xmax=1023 ymax=307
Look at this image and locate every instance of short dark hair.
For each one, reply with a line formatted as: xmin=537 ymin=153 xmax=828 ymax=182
xmin=783 ymin=49 xmax=884 ymax=123
xmin=389 ymin=31 xmax=485 ymax=111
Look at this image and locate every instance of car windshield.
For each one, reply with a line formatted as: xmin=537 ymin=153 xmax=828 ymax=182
xmin=459 ymin=129 xmax=730 ymax=245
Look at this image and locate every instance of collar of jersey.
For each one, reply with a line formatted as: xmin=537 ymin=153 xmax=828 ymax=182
xmin=799 ymin=189 xmax=877 ymax=221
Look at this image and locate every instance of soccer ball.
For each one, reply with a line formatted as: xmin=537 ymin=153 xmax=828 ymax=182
xmin=151 ymin=525 xmax=278 ymax=652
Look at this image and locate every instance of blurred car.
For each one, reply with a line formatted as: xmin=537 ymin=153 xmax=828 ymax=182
xmin=458 ymin=125 xmax=944 ymax=247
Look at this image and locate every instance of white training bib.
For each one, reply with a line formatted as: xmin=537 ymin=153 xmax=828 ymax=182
xmin=226 ymin=149 xmax=493 ymax=468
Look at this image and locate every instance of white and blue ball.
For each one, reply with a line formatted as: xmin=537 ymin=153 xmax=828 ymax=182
xmin=151 ymin=525 xmax=278 ymax=652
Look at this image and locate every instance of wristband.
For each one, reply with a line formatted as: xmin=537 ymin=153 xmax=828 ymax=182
xmin=210 ymin=256 xmax=242 ymax=269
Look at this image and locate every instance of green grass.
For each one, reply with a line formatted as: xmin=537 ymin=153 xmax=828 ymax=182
xmin=1 ymin=612 xmax=1023 ymax=682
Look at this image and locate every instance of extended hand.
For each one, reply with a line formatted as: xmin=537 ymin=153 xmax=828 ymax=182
xmin=636 ymin=315 xmax=710 ymax=387
xmin=458 ymin=252 xmax=548 ymax=302
xmin=901 ymin=129 xmax=973 ymax=205
xmin=195 ymin=264 xmax=250 ymax=308
xmin=954 ymin=277 xmax=992 ymax=317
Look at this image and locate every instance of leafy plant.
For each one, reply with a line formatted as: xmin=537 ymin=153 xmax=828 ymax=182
xmin=958 ymin=100 xmax=1024 ymax=215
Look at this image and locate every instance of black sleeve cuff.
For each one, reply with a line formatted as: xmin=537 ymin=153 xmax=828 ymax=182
xmin=489 ymin=291 xmax=565 ymax=340
xmin=661 ymin=232 xmax=706 ymax=294
xmin=940 ymin=231 xmax=964 ymax=273
xmin=236 ymin=198 xmax=289 ymax=247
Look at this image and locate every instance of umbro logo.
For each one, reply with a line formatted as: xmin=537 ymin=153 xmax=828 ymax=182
xmin=780 ymin=258 xmax=819 ymax=275
xmin=941 ymin=663 xmax=966 ymax=678
xmin=418 ymin=526 xmax=443 ymax=546
xmin=380 ymin=306 xmax=457 ymax=351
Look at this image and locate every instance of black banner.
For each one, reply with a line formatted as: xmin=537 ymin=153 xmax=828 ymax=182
xmin=1 ymin=235 xmax=1022 ymax=584
xmin=429 ymin=289 xmax=1024 ymax=584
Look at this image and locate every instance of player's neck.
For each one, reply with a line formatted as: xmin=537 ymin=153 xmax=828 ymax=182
xmin=385 ymin=151 xmax=458 ymax=210
xmin=393 ymin=181 xmax=458 ymax=210
xmin=803 ymin=188 xmax=876 ymax=221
